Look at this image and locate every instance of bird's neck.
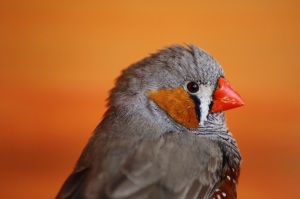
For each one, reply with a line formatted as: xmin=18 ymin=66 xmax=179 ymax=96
xmin=103 ymin=103 xmax=241 ymax=164
xmin=195 ymin=113 xmax=241 ymax=165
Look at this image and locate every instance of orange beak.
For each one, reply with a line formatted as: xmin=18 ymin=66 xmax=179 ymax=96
xmin=210 ymin=77 xmax=245 ymax=113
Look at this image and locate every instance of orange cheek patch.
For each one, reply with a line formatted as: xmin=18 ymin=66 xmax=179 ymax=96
xmin=147 ymin=88 xmax=199 ymax=129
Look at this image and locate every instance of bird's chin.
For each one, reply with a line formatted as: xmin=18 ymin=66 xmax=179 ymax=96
xmin=198 ymin=110 xmax=211 ymax=127
xmin=191 ymin=112 xmax=225 ymax=131
xmin=199 ymin=118 xmax=207 ymax=127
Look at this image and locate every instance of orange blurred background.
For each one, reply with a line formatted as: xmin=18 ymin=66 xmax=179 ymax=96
xmin=1 ymin=1 xmax=300 ymax=198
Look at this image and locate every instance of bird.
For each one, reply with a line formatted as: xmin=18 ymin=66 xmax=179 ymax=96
xmin=56 ymin=44 xmax=245 ymax=199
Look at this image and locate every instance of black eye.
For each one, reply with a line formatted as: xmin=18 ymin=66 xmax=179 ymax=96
xmin=187 ymin=82 xmax=199 ymax=93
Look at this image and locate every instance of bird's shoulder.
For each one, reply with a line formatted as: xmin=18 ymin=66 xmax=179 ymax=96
xmin=56 ymin=130 xmax=224 ymax=199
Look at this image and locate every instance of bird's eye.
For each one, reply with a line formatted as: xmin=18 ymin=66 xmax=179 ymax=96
xmin=187 ymin=82 xmax=199 ymax=93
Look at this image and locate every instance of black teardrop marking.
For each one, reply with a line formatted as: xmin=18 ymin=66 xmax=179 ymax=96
xmin=189 ymin=95 xmax=201 ymax=123
xmin=209 ymin=101 xmax=214 ymax=112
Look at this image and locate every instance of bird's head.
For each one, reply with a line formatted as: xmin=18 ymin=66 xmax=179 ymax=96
xmin=107 ymin=45 xmax=244 ymax=132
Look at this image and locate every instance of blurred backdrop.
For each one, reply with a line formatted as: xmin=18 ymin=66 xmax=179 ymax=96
xmin=1 ymin=1 xmax=300 ymax=198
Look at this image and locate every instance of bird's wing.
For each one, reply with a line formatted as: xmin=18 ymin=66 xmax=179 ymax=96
xmin=56 ymin=132 xmax=223 ymax=199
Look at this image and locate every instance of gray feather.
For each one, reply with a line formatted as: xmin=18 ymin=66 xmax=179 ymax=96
xmin=56 ymin=44 xmax=241 ymax=199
